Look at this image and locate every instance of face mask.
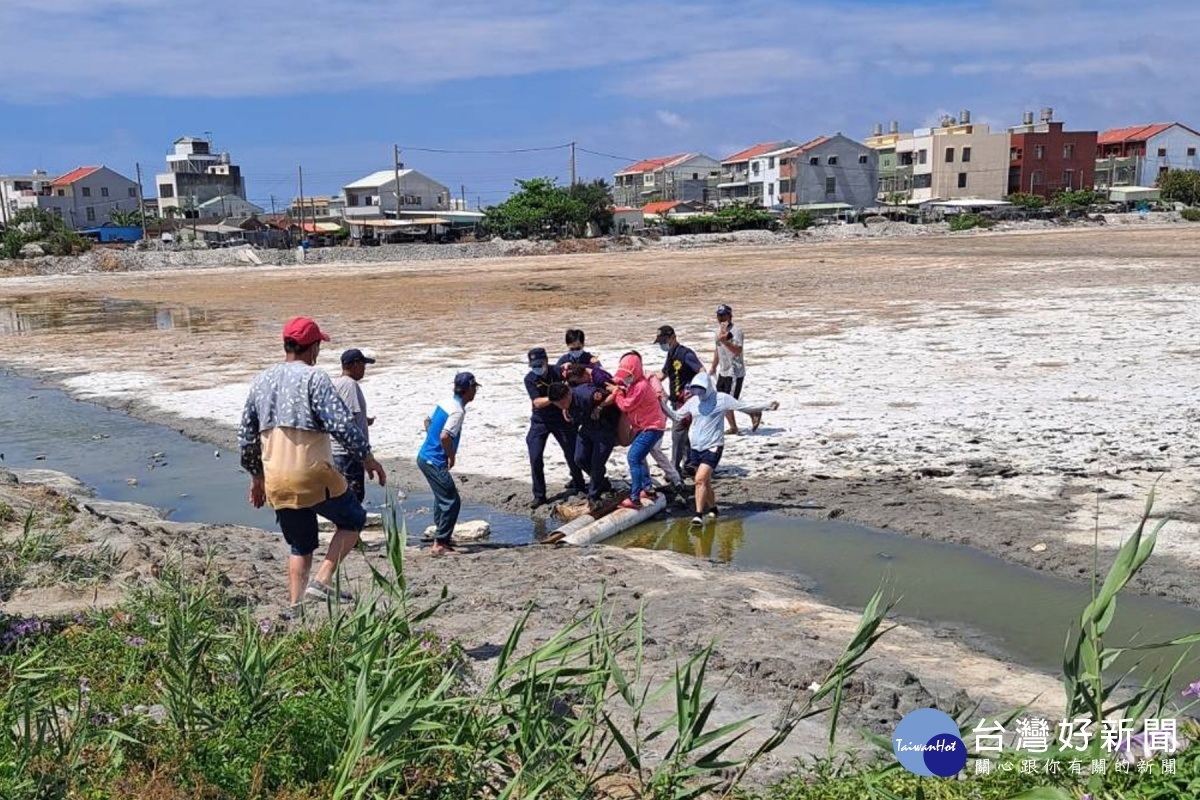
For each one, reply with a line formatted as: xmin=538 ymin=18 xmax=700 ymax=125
xmin=622 ymin=375 xmax=635 ymax=388
xmin=659 ymin=343 xmax=670 ymax=352
xmin=533 ymin=365 xmax=548 ymax=376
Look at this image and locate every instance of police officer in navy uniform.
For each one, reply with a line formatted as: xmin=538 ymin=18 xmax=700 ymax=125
xmin=525 ymin=347 xmax=586 ymax=509
xmin=653 ymin=325 xmax=706 ymax=477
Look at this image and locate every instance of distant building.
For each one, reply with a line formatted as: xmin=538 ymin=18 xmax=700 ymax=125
xmin=611 ymin=206 xmax=644 ymax=232
xmin=0 ymin=170 xmax=53 ymax=225
xmin=1007 ymin=109 xmax=1097 ymax=198
xmin=156 ymin=137 xmax=247 ymax=217
xmin=863 ymin=122 xmax=912 ymax=200
xmin=289 ymin=195 xmax=346 ymax=219
xmin=717 ymin=142 xmax=796 ymax=205
xmin=771 ymin=135 xmax=878 ymax=208
xmin=18 ymin=166 xmax=140 ymax=230
xmin=196 ymin=195 xmax=264 ymax=219
xmin=342 ymin=169 xmax=451 ymax=219
xmin=612 ymin=153 xmax=721 ymax=207
xmin=1096 ymin=122 xmax=1200 ymax=189
xmin=896 ymin=111 xmax=1009 ymax=203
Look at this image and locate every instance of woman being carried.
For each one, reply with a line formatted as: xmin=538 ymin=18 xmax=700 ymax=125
xmin=610 ymin=351 xmax=667 ymax=509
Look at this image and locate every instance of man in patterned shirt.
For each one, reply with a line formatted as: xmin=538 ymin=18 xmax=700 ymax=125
xmin=239 ymin=317 xmax=387 ymax=614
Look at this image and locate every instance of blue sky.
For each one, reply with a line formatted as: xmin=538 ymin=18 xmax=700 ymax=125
xmin=1 ymin=0 xmax=1193 ymax=205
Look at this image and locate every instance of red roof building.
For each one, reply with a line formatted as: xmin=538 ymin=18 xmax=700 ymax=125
xmin=50 ymin=166 xmax=102 ymax=187
xmin=1095 ymin=122 xmax=1200 ymax=188
xmin=612 ymin=152 xmax=721 ymax=208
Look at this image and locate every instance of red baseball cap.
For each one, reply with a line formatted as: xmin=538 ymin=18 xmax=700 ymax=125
xmin=281 ymin=316 xmax=330 ymax=347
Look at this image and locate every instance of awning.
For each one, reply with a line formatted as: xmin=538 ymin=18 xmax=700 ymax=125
xmin=793 ymin=202 xmax=853 ymax=211
xmin=301 ymin=222 xmax=343 ymax=233
xmin=348 ymin=219 xmax=404 ymax=229
xmin=1107 ymin=186 xmax=1160 ymax=202
xmin=925 ymin=198 xmax=1012 ymax=208
xmin=398 ymin=217 xmax=451 ymax=225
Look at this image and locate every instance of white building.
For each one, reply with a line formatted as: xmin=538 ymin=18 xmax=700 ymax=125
xmin=156 ymin=137 xmax=247 ymax=217
xmin=196 ymin=195 xmax=264 ymax=219
xmin=342 ymin=169 xmax=451 ymax=218
xmin=896 ymin=114 xmax=1009 ymax=203
xmin=0 ymin=170 xmax=53 ymax=225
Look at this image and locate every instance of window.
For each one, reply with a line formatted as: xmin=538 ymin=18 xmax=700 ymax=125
xmin=1063 ymin=144 xmax=1075 ymax=159
xmin=957 ymin=172 xmax=967 ymax=188
xmin=82 ymin=187 xmax=91 ymax=197
xmin=1158 ymin=147 xmax=1168 ymax=157
xmin=752 ymin=162 xmax=760 ymax=175
xmin=127 ymin=188 xmax=136 ymax=197
xmin=1062 ymin=169 xmax=1074 ymax=189
xmin=57 ymin=189 xmax=65 ymax=197
xmin=365 ymin=196 xmax=375 ymax=206
xmin=347 ymin=194 xmax=358 ymax=207
xmin=899 ymin=152 xmax=914 ymax=166
xmin=858 ymin=154 xmax=868 ymax=164
xmin=945 ymin=147 xmax=955 ymax=163
xmin=1159 ymin=166 xmax=1170 ymax=177
xmin=1010 ymin=147 xmax=1022 ymax=161
xmin=918 ymin=149 xmax=927 ymax=165
xmin=913 ymin=174 xmax=932 ymax=189
xmin=767 ymin=157 xmax=775 ymax=169
xmin=1031 ymin=171 xmax=1043 ymax=185
xmin=1188 ymin=148 xmax=1197 ymax=157
xmin=809 ymin=156 xmax=819 ymax=166
xmin=86 ymin=207 xmax=95 ymax=221
xmin=643 ymin=173 xmax=655 ymax=186
xmin=768 ymin=182 xmax=775 ymax=197
xmin=691 ymin=172 xmax=699 ymax=180
xmin=779 ymin=179 xmax=791 ymax=194
xmin=160 ymin=184 xmax=174 ymax=198
xmin=962 ymin=147 xmax=971 ymax=163
xmin=826 ymin=155 xmax=838 ymax=165
xmin=102 ymin=187 xmax=110 ymax=197
xmin=825 ymin=177 xmax=836 ymax=195
xmin=1035 ymin=145 xmax=1045 ymax=159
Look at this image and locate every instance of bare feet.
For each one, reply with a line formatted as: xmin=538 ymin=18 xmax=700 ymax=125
xmin=430 ymin=542 xmax=457 ymax=556
xmin=750 ymin=411 xmax=763 ymax=432
xmin=725 ymin=426 xmax=739 ymax=435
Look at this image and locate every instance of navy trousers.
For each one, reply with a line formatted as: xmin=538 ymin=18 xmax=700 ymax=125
xmin=574 ymin=431 xmax=615 ymax=502
xmin=527 ymin=422 xmax=585 ymax=500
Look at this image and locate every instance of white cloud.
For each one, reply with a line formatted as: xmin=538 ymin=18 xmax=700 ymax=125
xmin=655 ymin=110 xmax=690 ymax=130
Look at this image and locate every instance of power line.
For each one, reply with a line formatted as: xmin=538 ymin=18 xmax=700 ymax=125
xmin=397 ymin=143 xmax=572 ymax=155
xmin=576 ymin=147 xmax=640 ymax=162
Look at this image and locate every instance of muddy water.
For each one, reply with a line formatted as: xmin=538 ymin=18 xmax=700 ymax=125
xmin=612 ymin=515 xmax=1200 ymax=686
xmin=0 ymin=370 xmax=530 ymax=541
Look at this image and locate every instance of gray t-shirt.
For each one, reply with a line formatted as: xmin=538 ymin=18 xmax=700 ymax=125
xmin=716 ymin=323 xmax=745 ymax=378
xmin=330 ymin=375 xmax=369 ymax=457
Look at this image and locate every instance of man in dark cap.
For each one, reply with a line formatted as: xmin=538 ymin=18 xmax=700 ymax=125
xmin=417 ymin=371 xmax=480 ymax=555
xmin=654 ymin=325 xmax=705 ymax=476
xmin=331 ymin=348 xmax=377 ymax=501
xmin=525 ymin=347 xmax=586 ymax=509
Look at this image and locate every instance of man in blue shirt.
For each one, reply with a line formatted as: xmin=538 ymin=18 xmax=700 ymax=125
xmin=555 ymin=328 xmax=600 ymax=376
xmin=654 ymin=325 xmax=705 ymax=476
xmin=562 ymin=363 xmax=619 ymax=508
xmin=417 ymin=372 xmax=479 ymax=555
xmin=526 ymin=347 xmax=586 ymax=509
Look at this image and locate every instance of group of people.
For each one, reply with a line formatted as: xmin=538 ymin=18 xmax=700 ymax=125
xmin=238 ymin=306 xmax=776 ymax=616
xmin=522 ymin=306 xmax=776 ymax=528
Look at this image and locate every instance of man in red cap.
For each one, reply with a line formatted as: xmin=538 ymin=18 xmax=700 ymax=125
xmin=238 ymin=316 xmax=387 ymax=617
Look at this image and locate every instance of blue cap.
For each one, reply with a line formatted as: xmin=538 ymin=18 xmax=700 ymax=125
xmin=454 ymin=372 xmax=480 ymax=394
xmin=527 ymin=347 xmax=548 ymax=365
xmin=341 ymin=348 xmax=376 ymax=366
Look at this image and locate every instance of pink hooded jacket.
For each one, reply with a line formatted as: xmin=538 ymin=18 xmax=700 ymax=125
xmin=612 ymin=352 xmax=666 ymax=433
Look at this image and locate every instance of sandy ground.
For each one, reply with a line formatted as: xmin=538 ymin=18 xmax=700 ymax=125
xmin=2 ymin=226 xmax=1200 ymax=605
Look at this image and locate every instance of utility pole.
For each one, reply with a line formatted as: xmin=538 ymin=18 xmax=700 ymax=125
xmin=135 ymin=162 xmax=148 ymax=242
xmin=297 ymin=166 xmax=306 ymax=240
xmin=393 ymin=145 xmax=402 ymax=221
xmin=270 ymin=195 xmax=277 ymax=215
xmin=460 ymin=184 xmax=466 ymax=210
xmin=0 ymin=180 xmax=9 ymax=226
xmin=570 ymin=141 xmax=577 ymax=186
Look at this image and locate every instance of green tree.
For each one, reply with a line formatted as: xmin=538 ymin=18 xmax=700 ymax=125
xmin=785 ymin=209 xmax=816 ymax=231
xmin=4 ymin=207 xmax=90 ymax=256
xmin=1051 ymin=188 xmax=1103 ymax=210
xmin=481 ymin=177 xmax=614 ymax=239
xmin=1157 ymin=168 xmax=1200 ymax=206
xmin=1005 ymin=192 xmax=1047 ymax=210
xmin=107 ymin=208 xmax=143 ymax=227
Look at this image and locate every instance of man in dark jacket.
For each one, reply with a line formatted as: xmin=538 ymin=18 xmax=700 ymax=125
xmin=653 ymin=325 xmax=705 ymax=476
xmin=525 ymin=347 xmax=586 ymax=508
xmin=563 ymin=363 xmax=618 ymax=507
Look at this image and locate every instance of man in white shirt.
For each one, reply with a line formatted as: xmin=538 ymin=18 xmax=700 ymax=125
xmin=331 ymin=348 xmax=376 ymax=501
xmin=710 ymin=304 xmax=760 ymax=435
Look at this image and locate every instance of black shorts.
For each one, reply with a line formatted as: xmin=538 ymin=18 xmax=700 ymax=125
xmin=687 ymin=447 xmax=724 ymax=470
xmin=274 ymin=489 xmax=367 ymax=556
xmin=333 ymin=454 xmax=366 ymax=502
xmin=715 ymin=375 xmax=743 ymax=398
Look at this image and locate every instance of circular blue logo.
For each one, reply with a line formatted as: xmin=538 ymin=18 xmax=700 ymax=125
xmin=892 ymin=708 xmax=968 ymax=777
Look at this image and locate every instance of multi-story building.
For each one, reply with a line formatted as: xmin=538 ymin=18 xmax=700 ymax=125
xmin=863 ymin=122 xmax=911 ymax=200
xmin=16 ymin=166 xmax=141 ymax=230
xmin=1007 ymin=109 xmax=1097 ymax=198
xmin=0 ymin=170 xmax=52 ymax=224
xmin=716 ymin=142 xmax=795 ymax=205
xmin=895 ymin=111 xmax=1008 ymax=203
xmin=156 ymin=137 xmax=247 ymax=217
xmin=769 ymin=135 xmax=878 ymax=208
xmin=289 ymin=195 xmax=346 ymax=219
xmin=612 ymin=153 xmax=721 ymax=207
xmin=1095 ymin=122 xmax=1200 ymax=189
xmin=341 ymin=169 xmax=451 ymax=219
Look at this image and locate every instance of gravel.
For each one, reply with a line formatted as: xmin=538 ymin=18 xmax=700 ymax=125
xmin=2 ymin=213 xmax=1194 ymax=276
